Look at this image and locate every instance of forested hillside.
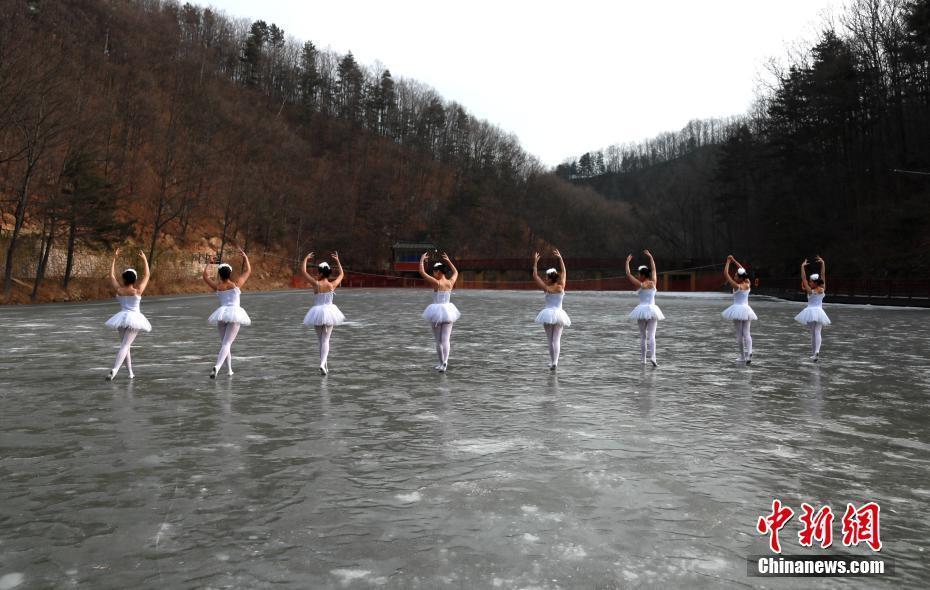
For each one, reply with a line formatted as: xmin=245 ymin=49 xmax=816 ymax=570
xmin=0 ymin=0 xmax=631 ymax=300
xmin=560 ymin=0 xmax=930 ymax=277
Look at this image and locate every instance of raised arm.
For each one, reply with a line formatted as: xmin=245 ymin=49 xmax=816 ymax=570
xmin=236 ymin=248 xmax=252 ymax=287
xmin=418 ymin=252 xmax=441 ymax=288
xmin=724 ymin=255 xmax=739 ymax=289
xmin=300 ymin=252 xmax=319 ymax=288
xmin=202 ymin=261 xmax=218 ymax=290
xmin=800 ymin=259 xmax=811 ymax=293
xmin=645 ymin=249 xmax=657 ymax=284
xmin=816 ymin=255 xmax=826 ymax=287
xmin=137 ymin=251 xmax=151 ymax=293
xmin=625 ymin=254 xmax=642 ymax=289
xmin=442 ymin=253 xmax=459 ymax=285
xmin=330 ymin=251 xmax=345 ymax=287
xmin=531 ymin=252 xmax=548 ymax=290
xmin=553 ymin=249 xmax=567 ymax=288
xmin=108 ymin=247 xmax=122 ymax=291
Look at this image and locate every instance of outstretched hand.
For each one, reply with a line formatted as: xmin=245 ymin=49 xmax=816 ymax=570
xmin=304 ymin=251 xmax=315 ymax=261
xmin=802 ymin=259 xmax=809 ymax=267
xmin=441 ymin=252 xmax=451 ymax=262
xmin=643 ymin=249 xmax=653 ymax=258
xmin=626 ymin=254 xmax=633 ymax=263
xmin=331 ymin=251 xmax=340 ymax=261
xmin=553 ymin=248 xmax=562 ymax=259
xmin=533 ymin=252 xmax=541 ymax=263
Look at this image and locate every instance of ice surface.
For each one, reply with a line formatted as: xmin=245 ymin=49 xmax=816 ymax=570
xmin=0 ymin=288 xmax=928 ymax=588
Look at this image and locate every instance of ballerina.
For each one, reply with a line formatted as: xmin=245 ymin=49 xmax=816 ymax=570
xmin=795 ymin=256 xmax=831 ymax=362
xmin=301 ymin=251 xmax=346 ymax=375
xmin=104 ymin=248 xmax=152 ymax=381
xmin=419 ymin=252 xmax=460 ymax=372
xmin=203 ymin=248 xmax=252 ymax=378
xmin=532 ymin=249 xmax=571 ymax=370
xmin=721 ymin=255 xmax=758 ymax=365
xmin=625 ymin=249 xmax=665 ymax=366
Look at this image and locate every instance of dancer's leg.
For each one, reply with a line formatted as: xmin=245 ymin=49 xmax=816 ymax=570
xmin=126 ymin=346 xmax=134 ymax=378
xmin=733 ymin=320 xmax=746 ymax=361
xmin=809 ymin=322 xmax=822 ymax=357
xmin=544 ymin=324 xmax=554 ymax=365
xmin=111 ymin=328 xmax=139 ymax=378
xmin=440 ymin=322 xmax=453 ymax=365
xmin=314 ymin=325 xmax=325 ymax=364
xmin=431 ymin=323 xmax=443 ymax=366
xmin=637 ymin=320 xmax=648 ymax=363
xmin=550 ymin=324 xmax=563 ymax=367
xmin=215 ymin=322 xmax=240 ymax=374
xmin=646 ymin=318 xmax=658 ymax=363
xmin=214 ymin=322 xmax=229 ymax=371
xmin=318 ymin=325 xmax=333 ymax=367
xmin=742 ymin=320 xmax=753 ymax=359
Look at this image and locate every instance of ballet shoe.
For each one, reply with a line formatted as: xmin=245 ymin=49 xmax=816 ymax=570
xmin=550 ymin=363 xmax=557 ymax=372
xmin=128 ymin=372 xmax=135 ymax=379
xmin=811 ymin=353 xmax=819 ymax=362
xmin=438 ymin=363 xmax=447 ymax=373
xmin=210 ymin=366 xmax=218 ymax=379
xmin=105 ymin=370 xmax=115 ymax=382
xmin=320 ymin=364 xmax=328 ymax=376
xmin=649 ymin=358 xmax=659 ymax=367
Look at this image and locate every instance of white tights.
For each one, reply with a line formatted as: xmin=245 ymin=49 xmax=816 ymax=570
xmin=543 ymin=324 xmax=564 ymax=366
xmin=314 ymin=325 xmax=334 ymax=367
xmin=808 ymin=322 xmax=823 ymax=356
xmin=112 ymin=327 xmax=139 ymax=377
xmin=431 ymin=322 xmax=453 ymax=365
xmin=734 ymin=320 xmax=753 ymax=359
xmin=637 ymin=318 xmax=658 ymax=362
xmin=215 ymin=322 xmax=241 ymax=374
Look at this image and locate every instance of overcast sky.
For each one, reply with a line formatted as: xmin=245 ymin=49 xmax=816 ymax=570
xmin=207 ymin=0 xmax=841 ymax=166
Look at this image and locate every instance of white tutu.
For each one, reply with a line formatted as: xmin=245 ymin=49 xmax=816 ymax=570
xmin=628 ymin=304 xmax=665 ymax=321
xmin=794 ymin=307 xmax=831 ymax=326
xmin=105 ymin=310 xmax=152 ymax=332
xmin=423 ymin=303 xmax=461 ymax=324
xmin=208 ymin=306 xmax=251 ymax=326
xmin=423 ymin=291 xmax=460 ymax=325
xmin=722 ymin=304 xmax=758 ymax=321
xmin=304 ymin=291 xmax=345 ymax=326
xmin=535 ymin=307 xmax=571 ymax=326
xmin=304 ymin=304 xmax=346 ymax=326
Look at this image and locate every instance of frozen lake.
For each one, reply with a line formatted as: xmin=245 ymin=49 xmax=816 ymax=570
xmin=1 ymin=288 xmax=928 ymax=588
